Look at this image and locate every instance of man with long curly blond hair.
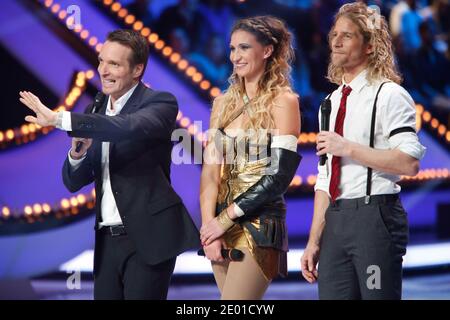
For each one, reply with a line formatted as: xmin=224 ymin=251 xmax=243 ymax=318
xmin=301 ymin=2 xmax=426 ymax=299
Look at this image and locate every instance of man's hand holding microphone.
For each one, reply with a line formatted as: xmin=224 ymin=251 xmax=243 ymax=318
xmin=70 ymin=138 xmax=92 ymax=160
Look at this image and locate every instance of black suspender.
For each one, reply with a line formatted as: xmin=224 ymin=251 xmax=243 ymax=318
xmin=365 ymin=81 xmax=390 ymax=204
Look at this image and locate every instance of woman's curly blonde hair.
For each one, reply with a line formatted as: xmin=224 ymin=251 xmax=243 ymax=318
xmin=210 ymin=15 xmax=296 ymax=132
xmin=327 ymin=2 xmax=402 ymax=85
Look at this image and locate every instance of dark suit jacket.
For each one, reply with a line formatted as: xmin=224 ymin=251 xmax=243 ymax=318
xmin=62 ymin=82 xmax=199 ymax=271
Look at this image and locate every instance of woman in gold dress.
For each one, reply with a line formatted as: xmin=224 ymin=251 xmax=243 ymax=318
xmin=199 ymin=16 xmax=302 ymax=299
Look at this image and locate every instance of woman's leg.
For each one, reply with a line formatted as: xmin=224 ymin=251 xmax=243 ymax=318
xmin=220 ymin=248 xmax=271 ymax=300
xmin=212 ymin=260 xmax=230 ymax=294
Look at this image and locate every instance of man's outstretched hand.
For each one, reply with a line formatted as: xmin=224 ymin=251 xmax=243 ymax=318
xmin=19 ymin=91 xmax=58 ymax=127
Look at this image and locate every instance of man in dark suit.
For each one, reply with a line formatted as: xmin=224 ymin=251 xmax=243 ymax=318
xmin=19 ymin=29 xmax=199 ymax=299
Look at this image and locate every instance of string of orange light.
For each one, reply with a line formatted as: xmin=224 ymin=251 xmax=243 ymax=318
xmin=288 ymin=168 xmax=450 ymax=188
xmin=37 ymin=1 xmax=449 ymax=147
xmin=98 ymin=0 xmax=221 ymax=98
xmin=0 ymin=71 xmax=93 ymax=149
xmin=2 ymin=167 xmax=448 ymax=222
xmin=1 ymin=188 xmax=96 ymax=223
xmin=416 ymin=104 xmax=450 ymax=144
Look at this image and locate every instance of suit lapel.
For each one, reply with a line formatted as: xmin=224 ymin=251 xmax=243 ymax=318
xmin=119 ymin=81 xmax=148 ymax=115
xmin=97 ymin=95 xmax=108 ymax=115
xmin=92 ymin=97 xmax=108 ymax=176
xmin=107 ymin=82 xmax=149 ymax=161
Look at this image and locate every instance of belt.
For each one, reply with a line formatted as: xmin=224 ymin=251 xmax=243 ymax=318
xmin=330 ymin=194 xmax=399 ymax=209
xmin=99 ymin=225 xmax=127 ymax=237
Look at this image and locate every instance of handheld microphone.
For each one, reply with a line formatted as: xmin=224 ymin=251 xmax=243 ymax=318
xmin=197 ymin=248 xmax=244 ymax=261
xmin=75 ymin=92 xmax=105 ymax=153
xmin=319 ymin=97 xmax=332 ymax=166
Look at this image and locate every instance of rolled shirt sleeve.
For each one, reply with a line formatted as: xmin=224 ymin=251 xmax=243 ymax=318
xmin=389 ymin=132 xmax=426 ymax=160
xmin=381 ymin=84 xmax=426 ymax=160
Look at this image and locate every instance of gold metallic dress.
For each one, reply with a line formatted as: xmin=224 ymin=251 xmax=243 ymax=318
xmin=215 ymin=129 xmax=288 ymax=280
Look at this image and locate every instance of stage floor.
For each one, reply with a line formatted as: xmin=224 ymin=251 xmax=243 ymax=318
xmin=30 ymin=272 xmax=450 ymax=300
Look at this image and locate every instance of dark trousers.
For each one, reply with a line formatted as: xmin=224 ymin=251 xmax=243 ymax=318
xmin=318 ymin=194 xmax=408 ymax=300
xmin=93 ymin=231 xmax=176 ymax=300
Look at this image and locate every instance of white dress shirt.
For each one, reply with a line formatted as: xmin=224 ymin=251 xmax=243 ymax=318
xmin=314 ymin=69 xmax=426 ymax=200
xmin=63 ymin=84 xmax=138 ymax=226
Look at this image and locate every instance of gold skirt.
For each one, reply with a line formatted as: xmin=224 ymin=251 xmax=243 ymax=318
xmin=223 ymin=218 xmax=287 ymax=281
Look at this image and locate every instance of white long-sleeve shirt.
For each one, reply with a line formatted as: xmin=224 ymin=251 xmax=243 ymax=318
xmin=314 ymin=70 xmax=426 ymax=200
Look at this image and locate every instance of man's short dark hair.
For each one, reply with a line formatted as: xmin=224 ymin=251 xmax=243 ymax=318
xmin=106 ymin=29 xmax=149 ymax=80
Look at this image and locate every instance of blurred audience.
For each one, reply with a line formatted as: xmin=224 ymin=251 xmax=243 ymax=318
xmin=410 ymin=22 xmax=450 ymax=111
xmin=154 ymin=0 xmax=203 ymax=49
xmin=188 ymin=33 xmax=230 ymax=88
xmin=125 ymin=0 xmax=449 ymax=130
xmin=126 ymin=0 xmax=153 ymax=27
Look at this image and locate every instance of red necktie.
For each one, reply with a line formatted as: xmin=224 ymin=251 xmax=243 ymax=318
xmin=329 ymin=85 xmax=352 ymax=202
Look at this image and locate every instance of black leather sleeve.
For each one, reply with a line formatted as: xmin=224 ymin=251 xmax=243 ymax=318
xmin=233 ymin=148 xmax=301 ymax=215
